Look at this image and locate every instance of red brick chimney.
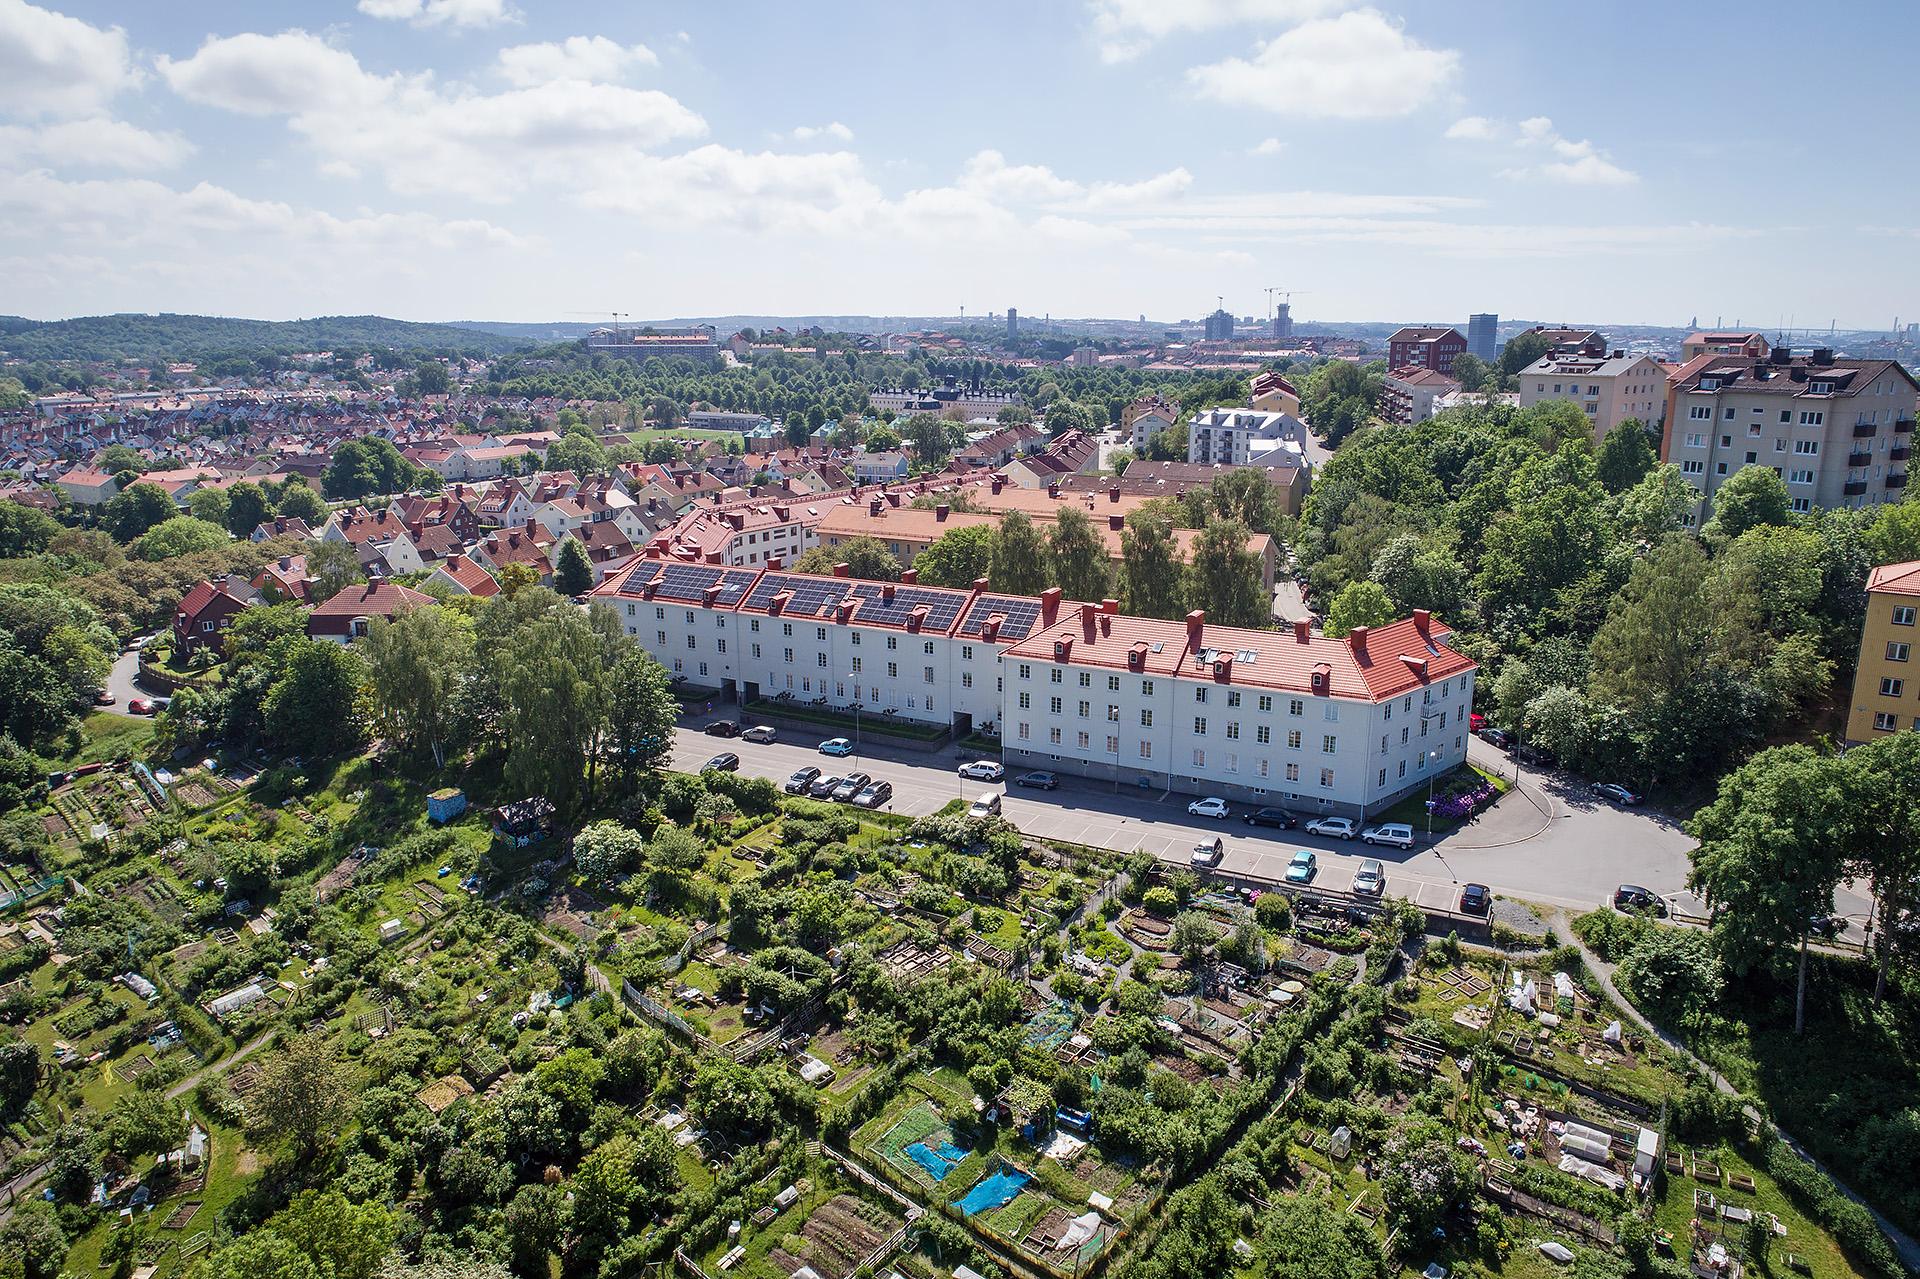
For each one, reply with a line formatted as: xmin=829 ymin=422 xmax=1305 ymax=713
xmin=1348 ymin=625 xmax=1369 ymax=653
xmin=899 ymin=569 xmax=917 ymax=585
xmin=833 ymin=562 xmax=850 ymax=578
xmin=1107 ymin=514 xmax=1123 ymax=532
xmin=1186 ymin=609 xmax=1205 ymax=646
xmin=1412 ymin=608 xmax=1431 ymax=635
xmin=1293 ymin=619 xmax=1309 ymax=642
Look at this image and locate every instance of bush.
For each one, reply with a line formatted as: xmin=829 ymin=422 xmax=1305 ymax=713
xmin=1142 ymin=886 xmax=1178 ymax=917
xmin=1572 ymin=908 xmax=1651 ymax=963
xmin=1761 ymin=1140 xmax=1904 ymax=1279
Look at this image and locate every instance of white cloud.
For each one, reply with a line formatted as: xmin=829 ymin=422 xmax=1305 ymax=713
xmin=158 ymin=30 xmax=706 ymax=202
xmin=1087 ymin=0 xmax=1346 ymax=63
xmin=0 ymin=117 xmax=194 ymax=172
xmin=0 ymin=0 xmax=137 ymax=118
xmin=1444 ymin=115 xmax=1496 ymax=141
xmin=1503 ymin=116 xmax=1637 ymax=185
xmin=356 ymin=0 xmax=516 ymax=30
xmin=497 ymin=35 xmax=655 ymax=87
xmin=957 ymin=150 xmax=1190 ymax=210
xmin=1248 ymin=137 xmax=1287 ymax=156
xmin=790 ymin=121 xmax=854 ymax=143
xmin=1187 ymin=9 xmax=1459 ymax=119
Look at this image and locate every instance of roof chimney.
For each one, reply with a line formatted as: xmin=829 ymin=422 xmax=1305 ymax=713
xmin=1108 ymin=486 xmax=1121 ymax=503
xmin=1101 ymin=598 xmax=1119 ymax=614
xmin=1772 ymin=345 xmax=1791 ymax=366
xmin=1040 ymin=586 xmax=1062 ymax=614
xmin=971 ymin=576 xmax=990 ymax=592
xmin=935 ymin=504 xmax=949 ymax=521
xmin=1813 ymin=347 xmax=1834 ymax=366
xmin=833 ymin=561 xmax=851 ymax=578
xmin=1185 ymin=609 xmax=1205 ymax=644
xmin=766 ymin=556 xmax=783 ymax=571
xmin=1412 ymin=608 xmax=1431 ymax=634
xmin=1348 ymin=625 xmax=1369 ymax=652
xmin=881 ymin=582 xmax=896 ymax=603
xmin=991 ymin=475 xmax=1005 ymax=494
xmin=1107 ymin=514 xmax=1124 ymax=532
xmin=524 ymin=517 xmax=537 ymax=532
xmin=1293 ymin=619 xmax=1309 ymax=643
xmin=899 ymin=568 xmax=917 ymax=585
xmin=1047 ymin=481 xmax=1059 ymax=498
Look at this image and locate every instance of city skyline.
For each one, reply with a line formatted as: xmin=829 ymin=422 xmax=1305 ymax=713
xmin=4 ymin=0 xmax=1918 ymax=328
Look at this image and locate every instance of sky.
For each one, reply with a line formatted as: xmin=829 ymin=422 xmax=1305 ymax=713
xmin=3 ymin=0 xmax=1917 ymax=330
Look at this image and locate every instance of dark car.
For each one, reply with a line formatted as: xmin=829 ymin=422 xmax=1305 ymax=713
xmin=853 ymin=780 xmax=893 ymax=808
xmin=1478 ymin=727 xmax=1514 ymax=749
xmin=1807 ymin=914 xmax=1844 ymax=940
xmin=1013 ymin=771 xmax=1059 ymax=790
xmin=1613 ymin=884 xmax=1667 ymax=916
xmin=701 ymin=752 xmax=740 ymax=773
xmin=1512 ymin=743 xmax=1556 ymax=767
xmin=1459 ymin=883 xmax=1491 ymax=915
xmin=703 ymin=720 xmax=741 ymax=737
xmin=1243 ymin=807 xmax=1296 ymax=829
xmin=831 ymin=772 xmax=872 ymax=803
xmin=783 ymin=767 xmax=820 ymax=795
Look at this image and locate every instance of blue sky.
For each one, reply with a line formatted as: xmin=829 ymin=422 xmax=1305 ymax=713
xmin=3 ymin=0 xmax=1916 ymax=329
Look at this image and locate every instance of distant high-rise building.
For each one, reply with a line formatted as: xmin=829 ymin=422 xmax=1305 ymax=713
xmin=1007 ymin=308 xmax=1018 ymax=341
xmin=1467 ymin=313 xmax=1498 ymax=361
xmin=1204 ymin=308 xmax=1235 ymax=341
xmin=1274 ymin=303 xmax=1294 ymax=340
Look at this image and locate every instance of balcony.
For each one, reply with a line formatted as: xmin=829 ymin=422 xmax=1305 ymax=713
xmin=1844 ymin=480 xmax=1869 ymax=496
xmin=1893 ymin=446 xmax=1911 ymax=462
xmin=1848 ymin=451 xmax=1873 ymax=467
xmin=1897 ymin=418 xmax=1916 ymax=435
xmin=1854 ymin=422 xmax=1878 ymax=438
xmin=1890 ymin=473 xmax=1910 ymax=490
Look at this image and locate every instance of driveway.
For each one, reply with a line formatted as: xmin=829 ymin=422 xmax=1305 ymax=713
xmin=668 ymin=715 xmax=1704 ymax=918
xmin=101 ymin=648 xmax=151 ymax=714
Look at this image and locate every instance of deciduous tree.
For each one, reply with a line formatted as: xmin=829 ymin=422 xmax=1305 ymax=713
xmin=1118 ymin=512 xmax=1186 ymax=619
xmin=1047 ymin=506 xmax=1110 ymax=602
xmin=988 ymin=512 xmax=1050 ymax=595
xmin=1323 ymin=580 xmax=1395 ymax=637
xmin=1187 ymin=519 xmax=1268 ymax=627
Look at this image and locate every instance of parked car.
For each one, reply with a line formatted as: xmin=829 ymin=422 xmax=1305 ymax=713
xmin=1478 ymin=727 xmax=1514 ymax=749
xmin=1243 ymin=807 xmax=1296 ymax=829
xmin=808 ymin=774 xmax=844 ymax=798
xmin=1285 ymin=850 xmax=1318 ymax=883
xmin=1512 ymin=743 xmax=1555 ymax=767
xmin=1807 ymin=914 xmax=1844 ymax=940
xmin=1305 ymin=816 xmax=1356 ymax=840
xmin=1459 ymin=882 xmax=1491 ymax=915
xmin=1613 ymin=884 xmax=1667 ymax=916
xmin=967 ymin=791 xmax=1003 ymax=818
xmin=818 ymin=737 xmax=855 ymax=756
xmin=783 ymin=767 xmax=820 ymax=795
xmin=1469 ymin=711 xmax=1487 ymax=732
xmin=1590 ymin=782 xmax=1641 ymax=805
xmin=1351 ymin=858 xmax=1386 ymax=897
xmin=1190 ymin=837 xmax=1225 ymax=869
xmin=1362 ymin=822 xmax=1415 ymax=850
xmin=703 ymin=720 xmax=741 ymax=737
xmin=701 ymin=753 xmax=740 ymax=773
xmin=853 ymin=780 xmax=893 ymax=808
xmin=831 ymin=772 xmax=873 ymax=802
xmin=742 ymin=725 xmax=777 ymax=744
xmin=94 ymin=692 xmax=116 ymax=706
xmin=1013 ymin=771 xmax=1058 ymax=790
xmin=1187 ymin=796 xmax=1229 ymax=819
xmin=958 ymin=760 xmax=1005 ymax=782
xmin=128 ymin=697 xmax=154 ymax=715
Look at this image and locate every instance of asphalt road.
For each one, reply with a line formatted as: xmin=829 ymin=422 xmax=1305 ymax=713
xmin=667 ymin=717 xmax=1829 ymax=924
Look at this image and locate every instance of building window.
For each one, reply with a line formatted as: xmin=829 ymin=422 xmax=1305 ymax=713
xmin=962 ymin=645 xmax=973 ymax=660
xmin=961 ymin=672 xmax=972 ymax=688
xmin=1322 ymin=734 xmax=1337 ymax=753
xmin=1794 ymin=440 xmax=1819 ymax=455
xmin=1193 ymin=717 xmax=1207 ymax=735
xmin=1320 ymin=768 xmax=1334 ymax=788
xmin=1019 ymin=692 xmax=1031 ymax=709
xmin=686 ymin=636 xmax=696 ymax=650
xmin=886 ymin=661 xmax=897 ymax=678
xmin=1286 ymin=763 xmax=1300 ymax=782
xmin=1893 ymin=606 xmax=1917 ymax=627
xmin=1077 ymin=731 xmax=1090 ymax=748
xmin=1378 ymin=769 xmax=1386 ymax=787
xmin=1193 ymin=749 xmax=1205 ymax=767
xmin=924 ymin=666 xmax=935 ymax=684
xmin=1882 ymin=678 xmax=1905 ymax=698
xmin=1256 ymin=725 xmax=1270 ymax=744
xmin=782 ymin=622 xmax=793 ymax=636
xmin=850 ymin=656 xmax=861 ymax=672
xmin=1227 ymin=690 xmax=1241 ymax=708
xmin=1051 ymin=667 xmax=1063 ymax=684
xmin=851 ymin=633 xmax=862 ymax=646
xmin=1889 ymin=642 xmax=1911 ymax=663
xmin=1106 ymin=735 xmax=1119 ymax=754
xmin=1258 ymin=695 xmax=1272 ymax=712
xmin=1141 ymin=680 xmax=1154 ymax=696
xmin=1108 ymin=676 xmax=1120 ymax=691
xmin=1874 ymin=712 xmax=1898 ymax=732
xmin=1018 ymin=722 xmax=1030 ymax=740
xmin=1140 ymin=709 xmax=1153 ymax=727
xmin=1399 ymin=760 xmax=1407 ymax=778
xmin=717 ymin=639 xmax=727 ymax=654
xmin=1800 ymin=411 xmax=1824 ymax=426
xmin=1139 ymin=741 xmax=1152 ymax=759
xmin=1689 ymin=405 xmax=1711 ymax=420
xmin=1050 ymin=696 xmax=1063 ymax=714
xmin=1050 ymin=727 xmax=1062 ymax=744
xmin=1194 ymin=687 xmax=1207 ymax=704
xmin=1287 ymin=730 xmax=1302 ymax=749
xmin=1289 ymin=699 xmax=1303 ymax=716
xmin=1226 ymin=721 xmax=1240 ymax=739
xmin=1078 ymin=700 xmax=1090 ymax=717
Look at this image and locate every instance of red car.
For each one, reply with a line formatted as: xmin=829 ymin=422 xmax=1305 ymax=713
xmin=1469 ymin=711 xmax=1487 ymax=732
xmin=127 ymin=697 xmax=154 ymax=715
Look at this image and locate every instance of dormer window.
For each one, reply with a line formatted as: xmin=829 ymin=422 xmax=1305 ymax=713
xmin=1811 ymin=381 xmax=1833 ymax=394
xmin=1700 ymin=377 xmax=1719 ymax=390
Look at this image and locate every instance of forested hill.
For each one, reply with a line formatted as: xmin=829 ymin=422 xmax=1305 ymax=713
xmin=0 ymin=313 xmax=533 ymax=363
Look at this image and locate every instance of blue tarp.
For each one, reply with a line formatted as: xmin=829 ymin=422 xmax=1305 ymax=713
xmin=903 ymin=1141 xmax=968 ymax=1182
xmin=957 ymin=1167 xmax=1031 ymax=1216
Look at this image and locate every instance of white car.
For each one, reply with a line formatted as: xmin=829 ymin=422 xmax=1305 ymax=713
xmin=1190 ymin=837 xmax=1225 ymax=869
xmin=741 ymin=725 xmax=777 ymax=744
xmin=1351 ymin=858 xmax=1385 ymax=897
xmin=1187 ymin=797 xmax=1230 ymax=819
xmin=1361 ymin=822 xmax=1415 ymax=850
xmin=958 ymin=760 xmax=1005 ymax=782
xmin=1305 ymin=816 xmax=1357 ymax=840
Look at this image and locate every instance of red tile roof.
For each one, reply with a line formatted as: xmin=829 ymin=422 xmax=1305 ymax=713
xmin=307 ymin=581 xmax=434 ymax=635
xmin=1867 ymin=560 xmax=1920 ymax=595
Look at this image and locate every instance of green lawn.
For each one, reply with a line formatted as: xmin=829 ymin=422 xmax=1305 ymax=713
xmin=742 ymin=700 xmax=948 ymax=742
xmin=1369 ymin=763 xmax=1510 ymax=834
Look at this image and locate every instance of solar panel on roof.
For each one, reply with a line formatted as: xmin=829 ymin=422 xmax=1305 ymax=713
xmin=960 ymin=594 xmax=1042 ymax=641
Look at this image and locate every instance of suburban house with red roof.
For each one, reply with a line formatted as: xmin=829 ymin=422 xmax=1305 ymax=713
xmin=590 ymin=558 xmax=1474 ymax=817
xmin=423 ymin=554 xmax=500 ymax=598
xmin=471 ymin=521 xmax=557 ymax=582
xmin=252 ymin=554 xmax=315 ymax=603
xmin=56 ymin=466 xmax=120 ymax=507
xmin=307 ymin=580 xmax=434 ymax=643
xmin=174 ymin=575 xmax=260 ymax=655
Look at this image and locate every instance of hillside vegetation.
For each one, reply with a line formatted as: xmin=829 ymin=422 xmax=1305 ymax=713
xmin=0 ymin=312 xmax=531 ymax=363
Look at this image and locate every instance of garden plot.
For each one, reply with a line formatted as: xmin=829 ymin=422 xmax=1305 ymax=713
xmin=868 ymin=1098 xmax=974 ymax=1189
xmin=763 ymin=1193 xmax=903 ymax=1279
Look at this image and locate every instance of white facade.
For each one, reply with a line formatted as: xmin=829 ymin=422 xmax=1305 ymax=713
xmin=1186 ymin=408 xmax=1307 ymax=467
xmin=595 ymin=565 xmax=1475 ymax=818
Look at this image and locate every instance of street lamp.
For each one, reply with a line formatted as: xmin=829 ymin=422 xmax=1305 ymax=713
xmin=846 ymin=677 xmax=862 ymax=753
xmin=1420 ymin=711 xmax=1447 ymax=840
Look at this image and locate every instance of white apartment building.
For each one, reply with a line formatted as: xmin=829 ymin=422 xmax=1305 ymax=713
xmin=591 ymin=561 xmax=1476 ymax=819
xmin=1662 ymin=347 xmax=1919 ymax=519
xmin=1519 ymin=351 xmax=1669 ymax=441
xmin=653 ymin=500 xmax=822 ymax=568
xmin=869 ymin=383 xmax=1025 ymax=420
xmin=1186 ymin=408 xmax=1307 ymax=466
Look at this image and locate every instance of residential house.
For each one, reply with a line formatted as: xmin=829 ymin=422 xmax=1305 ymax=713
xmin=1518 ymin=351 xmax=1669 ymax=440
xmin=307 ymin=579 xmax=434 ymax=643
xmin=1385 ymin=327 xmax=1468 ymax=376
xmin=1380 ymin=368 xmax=1462 ymax=425
xmin=56 ymin=466 xmax=119 ymax=506
xmin=1248 ymin=371 xmax=1302 ymax=416
xmin=252 ymin=554 xmax=314 ymax=603
xmin=1003 ymin=431 xmax=1098 ymax=488
xmin=174 ymin=576 xmax=259 ymax=655
xmin=250 ymin=516 xmax=315 ymax=543
xmin=471 ymin=521 xmax=557 ymax=583
xmin=1846 ymin=560 xmax=1920 ymax=741
xmin=849 ymin=451 xmax=910 ymax=483
xmin=323 ymin=507 xmax=426 ymax=574
xmin=424 ymin=554 xmax=501 ymax=598
xmin=1681 ymin=331 xmax=1769 ymax=363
